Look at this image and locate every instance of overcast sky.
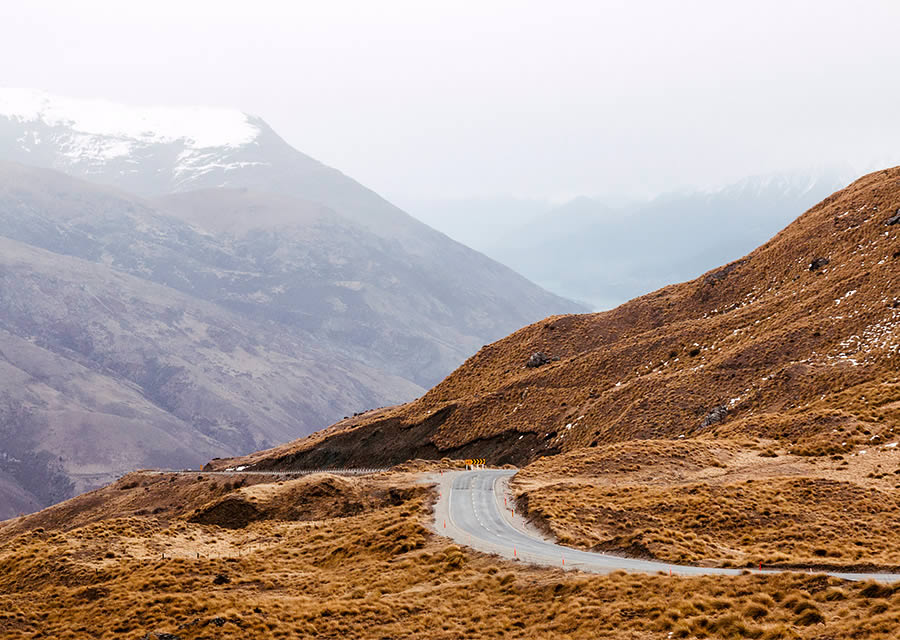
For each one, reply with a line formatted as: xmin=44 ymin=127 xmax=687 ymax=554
xmin=2 ymin=0 xmax=899 ymax=201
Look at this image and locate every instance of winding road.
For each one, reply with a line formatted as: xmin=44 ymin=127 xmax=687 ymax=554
xmin=431 ymin=468 xmax=900 ymax=583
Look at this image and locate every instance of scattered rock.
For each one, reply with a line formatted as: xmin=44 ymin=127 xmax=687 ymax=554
xmin=808 ymin=257 xmax=829 ymax=271
xmin=525 ymin=352 xmax=558 ymax=368
xmin=141 ymin=634 xmax=182 ymax=640
xmin=700 ymin=405 xmax=728 ymax=428
xmin=210 ymin=617 xmax=227 ymax=627
xmin=886 ymin=209 xmax=900 ymax=225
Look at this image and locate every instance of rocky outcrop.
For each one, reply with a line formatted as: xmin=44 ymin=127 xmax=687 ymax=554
xmin=525 ymin=352 xmax=553 ymax=368
xmin=700 ymin=405 xmax=729 ymax=428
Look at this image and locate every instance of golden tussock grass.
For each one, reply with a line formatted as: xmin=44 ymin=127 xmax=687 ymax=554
xmin=512 ymin=438 xmax=900 ymax=569
xmin=1 ymin=477 xmax=899 ymax=639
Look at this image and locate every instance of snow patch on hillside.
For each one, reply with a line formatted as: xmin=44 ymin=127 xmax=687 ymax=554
xmin=0 ymin=88 xmax=259 ymax=151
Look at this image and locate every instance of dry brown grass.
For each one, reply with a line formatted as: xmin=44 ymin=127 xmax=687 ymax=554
xmin=512 ymin=439 xmax=900 ymax=569
xmin=2 ymin=471 xmax=900 ymax=639
xmin=219 ymin=167 xmax=900 ymax=472
xmin=0 ymin=472 xmax=278 ymax=543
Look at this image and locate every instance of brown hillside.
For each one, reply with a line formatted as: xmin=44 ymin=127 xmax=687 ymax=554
xmin=223 ymin=167 xmax=900 ymax=470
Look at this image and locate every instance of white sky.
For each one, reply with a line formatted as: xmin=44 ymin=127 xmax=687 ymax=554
xmin=1 ymin=0 xmax=899 ymax=201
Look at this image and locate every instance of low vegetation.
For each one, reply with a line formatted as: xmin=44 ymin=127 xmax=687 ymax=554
xmin=2 ymin=470 xmax=899 ymax=639
xmin=513 ymin=439 xmax=900 ymax=569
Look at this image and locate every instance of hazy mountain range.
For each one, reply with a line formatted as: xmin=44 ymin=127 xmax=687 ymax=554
xmin=0 ymin=90 xmax=584 ymax=518
xmin=488 ymin=169 xmax=854 ymax=309
xmin=407 ymin=170 xmax=854 ymax=310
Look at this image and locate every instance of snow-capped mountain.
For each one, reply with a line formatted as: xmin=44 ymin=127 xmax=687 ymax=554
xmin=0 ymin=91 xmax=587 ymax=518
xmin=0 ymin=89 xmax=586 ymax=386
xmin=0 ymin=89 xmax=269 ymax=189
xmin=0 ymin=89 xmax=421 ymax=237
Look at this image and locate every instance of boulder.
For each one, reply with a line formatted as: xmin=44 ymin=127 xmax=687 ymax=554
xmin=700 ymin=405 xmax=728 ymax=428
xmin=525 ymin=352 xmax=557 ymax=368
xmin=809 ymin=257 xmax=830 ymax=271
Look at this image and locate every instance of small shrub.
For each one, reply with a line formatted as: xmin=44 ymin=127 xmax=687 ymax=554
xmin=870 ymin=601 xmax=890 ymax=615
xmin=791 ymin=600 xmax=818 ymax=615
xmin=858 ymin=581 xmax=894 ymax=599
xmin=821 ymin=587 xmax=846 ymax=601
xmin=743 ymin=602 xmax=769 ymax=620
xmin=794 ymin=608 xmax=825 ymax=625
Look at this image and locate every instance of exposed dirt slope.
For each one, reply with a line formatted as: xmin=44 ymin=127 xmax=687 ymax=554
xmin=224 ymin=167 xmax=900 ymax=470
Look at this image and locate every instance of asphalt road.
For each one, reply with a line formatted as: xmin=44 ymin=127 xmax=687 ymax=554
xmin=431 ymin=468 xmax=900 ymax=583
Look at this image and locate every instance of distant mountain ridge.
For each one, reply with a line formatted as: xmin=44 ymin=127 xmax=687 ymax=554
xmin=488 ymin=168 xmax=853 ymax=309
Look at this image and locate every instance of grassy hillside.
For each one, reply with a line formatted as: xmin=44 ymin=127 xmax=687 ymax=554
xmin=233 ymin=167 xmax=900 ymax=470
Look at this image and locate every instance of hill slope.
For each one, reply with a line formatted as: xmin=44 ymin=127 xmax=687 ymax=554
xmin=0 ymin=230 xmax=422 ymax=519
xmin=2 ymin=171 xmax=899 ymax=640
xmin=233 ymin=167 xmax=900 ymax=470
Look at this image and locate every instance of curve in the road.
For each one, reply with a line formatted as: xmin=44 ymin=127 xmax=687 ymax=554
xmin=431 ymin=469 xmax=900 ymax=583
